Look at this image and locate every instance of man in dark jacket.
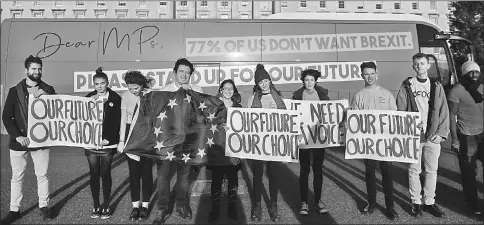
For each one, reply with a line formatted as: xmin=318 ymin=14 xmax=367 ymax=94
xmin=2 ymin=55 xmax=56 ymax=224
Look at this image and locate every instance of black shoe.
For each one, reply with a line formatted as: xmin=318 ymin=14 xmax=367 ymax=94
xmin=40 ymin=207 xmax=53 ymax=220
xmin=139 ymin=207 xmax=149 ymax=221
xmin=2 ymin=211 xmax=21 ymax=224
xmin=90 ymin=207 xmax=101 ymax=219
xmin=129 ymin=207 xmax=140 ymax=221
xmin=385 ymin=207 xmax=399 ymax=221
xmin=152 ymin=210 xmax=166 ymax=225
xmin=362 ymin=203 xmax=376 ymax=215
xmin=410 ymin=204 xmax=422 ymax=218
xmin=100 ymin=208 xmax=112 ymax=220
xmin=227 ymin=203 xmax=238 ymax=221
xmin=423 ymin=204 xmax=444 ymax=218
xmin=176 ymin=206 xmax=192 ymax=220
xmin=269 ymin=202 xmax=280 ymax=222
xmin=250 ymin=202 xmax=262 ymax=222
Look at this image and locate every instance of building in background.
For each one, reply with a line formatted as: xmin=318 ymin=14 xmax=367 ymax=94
xmin=1 ymin=1 xmax=451 ymax=31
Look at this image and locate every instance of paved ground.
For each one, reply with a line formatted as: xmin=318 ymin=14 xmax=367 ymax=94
xmin=1 ymin=134 xmax=483 ymax=224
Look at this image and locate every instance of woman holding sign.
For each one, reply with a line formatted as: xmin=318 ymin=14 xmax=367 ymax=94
xmin=207 ymin=79 xmax=243 ymax=222
xmin=291 ymin=69 xmax=330 ymax=216
xmin=246 ymin=64 xmax=286 ymax=222
xmin=84 ymin=67 xmax=122 ymax=219
xmin=117 ymin=71 xmax=153 ymax=221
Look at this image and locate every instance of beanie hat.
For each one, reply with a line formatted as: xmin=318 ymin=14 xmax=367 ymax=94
xmin=254 ymin=64 xmax=271 ymax=84
xmin=461 ymin=61 xmax=480 ymax=75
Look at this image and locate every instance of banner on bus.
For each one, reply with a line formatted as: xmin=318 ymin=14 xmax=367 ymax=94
xmin=74 ymin=62 xmax=363 ymax=92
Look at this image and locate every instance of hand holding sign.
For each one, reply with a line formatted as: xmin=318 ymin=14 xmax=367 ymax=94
xmin=16 ymin=136 xmax=30 ymax=147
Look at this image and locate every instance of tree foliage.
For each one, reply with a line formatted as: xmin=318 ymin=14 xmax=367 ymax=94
xmin=449 ymin=1 xmax=484 ymax=73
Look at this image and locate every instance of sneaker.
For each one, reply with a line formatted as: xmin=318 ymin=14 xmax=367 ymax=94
xmin=40 ymin=207 xmax=53 ymax=220
xmin=300 ymin=202 xmax=310 ymax=215
xmin=139 ymin=207 xmax=149 ymax=221
xmin=362 ymin=203 xmax=375 ymax=215
xmin=152 ymin=210 xmax=166 ymax=225
xmin=385 ymin=207 xmax=399 ymax=221
xmin=315 ymin=201 xmax=329 ymax=214
xmin=100 ymin=208 xmax=112 ymax=219
xmin=2 ymin=211 xmax=21 ymax=224
xmin=410 ymin=204 xmax=422 ymax=218
xmin=423 ymin=204 xmax=444 ymax=218
xmin=90 ymin=207 xmax=101 ymax=219
xmin=129 ymin=207 xmax=140 ymax=221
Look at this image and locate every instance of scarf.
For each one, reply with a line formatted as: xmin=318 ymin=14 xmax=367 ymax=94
xmin=460 ymin=75 xmax=484 ymax=103
xmin=251 ymin=89 xmax=286 ymax=109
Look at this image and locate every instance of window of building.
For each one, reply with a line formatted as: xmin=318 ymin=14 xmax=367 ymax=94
xmin=338 ymin=1 xmax=345 ymax=9
xmin=221 ymin=1 xmax=229 ymax=7
xmin=53 ymin=10 xmax=64 ymax=18
xmin=240 ymin=13 xmax=250 ymax=19
xmin=201 ymin=1 xmax=208 ymax=7
xmin=139 ymin=0 xmax=147 ymax=7
xmin=74 ymin=10 xmax=85 ymax=18
xmin=118 ymin=1 xmax=126 ymax=7
xmin=260 ymin=1 xmax=269 ymax=10
xmin=430 ymin=0 xmax=436 ymax=10
xmin=412 ymin=2 xmax=418 ymax=10
xmin=116 ymin=11 xmax=127 ymax=18
xmin=12 ymin=11 xmax=22 ymax=18
xmin=241 ymin=1 xmax=249 ymax=7
xmin=159 ymin=13 xmax=167 ymax=19
xmin=137 ymin=11 xmax=148 ymax=19
xmin=13 ymin=1 xmax=21 ymax=6
xmin=54 ymin=1 xmax=62 ymax=6
xmin=357 ymin=3 xmax=364 ymax=10
xmin=76 ymin=1 xmax=84 ymax=6
xmin=320 ymin=1 xmax=326 ymax=8
xmin=448 ymin=2 xmax=452 ymax=11
xmin=281 ymin=1 xmax=288 ymax=8
xmin=394 ymin=2 xmax=400 ymax=10
xmin=260 ymin=12 xmax=270 ymax=18
xmin=200 ymin=13 xmax=209 ymax=19
xmin=32 ymin=11 xmax=43 ymax=17
xmin=97 ymin=1 xmax=106 ymax=7
xmin=178 ymin=13 xmax=188 ymax=19
xmin=34 ymin=1 xmax=43 ymax=6
xmin=95 ymin=10 xmax=106 ymax=18
xmin=180 ymin=1 xmax=188 ymax=7
xmin=300 ymin=1 xmax=307 ymax=8
xmin=160 ymin=1 xmax=167 ymax=6
xmin=376 ymin=2 xmax=382 ymax=10
xmin=429 ymin=15 xmax=439 ymax=25
xmin=220 ymin=13 xmax=229 ymax=19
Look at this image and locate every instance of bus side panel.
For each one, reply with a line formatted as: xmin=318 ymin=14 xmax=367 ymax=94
xmin=1 ymin=19 xmax=13 ymax=134
xmin=260 ymin=23 xmax=338 ymax=62
xmin=335 ymin=23 xmax=419 ymax=93
xmin=184 ymin=22 xmax=262 ymax=62
xmin=98 ymin=21 xmax=185 ymax=62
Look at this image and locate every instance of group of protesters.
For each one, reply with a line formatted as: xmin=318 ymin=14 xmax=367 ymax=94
xmin=2 ymin=53 xmax=482 ymax=225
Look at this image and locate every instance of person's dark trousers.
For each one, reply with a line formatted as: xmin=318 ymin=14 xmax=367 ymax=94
xmin=364 ymin=159 xmax=394 ymax=208
xmin=252 ymin=160 xmax=279 ymax=203
xmin=127 ymin=156 xmax=153 ymax=202
xmin=157 ymin=160 xmax=191 ymax=210
xmin=299 ymin=148 xmax=325 ymax=203
xmin=211 ymin=165 xmax=239 ymax=206
xmin=457 ymin=131 xmax=484 ymax=210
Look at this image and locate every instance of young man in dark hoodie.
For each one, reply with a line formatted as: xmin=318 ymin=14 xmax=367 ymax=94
xmin=448 ymin=61 xmax=483 ymax=216
xmin=396 ymin=53 xmax=449 ymax=218
xmin=2 ymin=55 xmax=56 ymax=224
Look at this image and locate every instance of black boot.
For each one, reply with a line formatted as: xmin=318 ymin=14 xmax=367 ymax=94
xmin=208 ymin=190 xmax=221 ymax=222
xmin=227 ymin=187 xmax=238 ymax=221
xmin=251 ymin=202 xmax=262 ymax=222
xmin=269 ymin=201 xmax=280 ymax=222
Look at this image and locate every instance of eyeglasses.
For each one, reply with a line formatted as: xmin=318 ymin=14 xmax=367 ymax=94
xmin=222 ymin=88 xmax=234 ymax=91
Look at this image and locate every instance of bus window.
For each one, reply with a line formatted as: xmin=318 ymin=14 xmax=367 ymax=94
xmin=449 ymin=39 xmax=474 ymax=78
xmin=421 ymin=46 xmax=451 ymax=86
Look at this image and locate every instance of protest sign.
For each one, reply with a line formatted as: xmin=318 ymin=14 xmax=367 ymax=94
xmin=27 ymin=94 xmax=104 ymax=148
xmin=225 ymin=107 xmax=300 ymax=163
xmin=284 ymin=99 xmax=348 ymax=148
xmin=344 ymin=110 xmax=421 ymax=163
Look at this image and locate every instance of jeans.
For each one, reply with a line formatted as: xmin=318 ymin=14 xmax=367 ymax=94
xmin=252 ymin=160 xmax=279 ymax=203
xmin=210 ymin=165 xmax=239 ymax=206
xmin=364 ymin=159 xmax=394 ymax=208
xmin=299 ymin=148 xmax=325 ymax=203
xmin=156 ymin=160 xmax=190 ymax=210
xmin=408 ymin=141 xmax=441 ymax=205
xmin=10 ymin=149 xmax=50 ymax=211
xmin=457 ymin=131 xmax=484 ymax=209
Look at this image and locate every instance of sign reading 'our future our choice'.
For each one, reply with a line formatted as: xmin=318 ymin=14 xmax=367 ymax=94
xmin=344 ymin=110 xmax=422 ymax=164
xmin=27 ymin=95 xmax=104 ymax=149
xmin=224 ymin=107 xmax=300 ymax=163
